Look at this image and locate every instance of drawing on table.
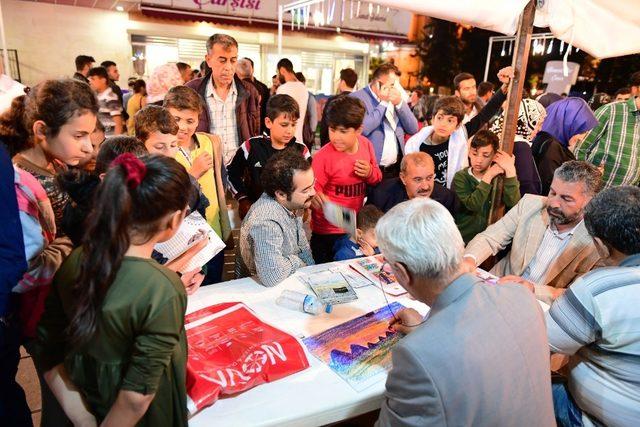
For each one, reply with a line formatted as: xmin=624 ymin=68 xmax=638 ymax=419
xmin=349 ymin=255 xmax=405 ymax=296
xmin=303 ymin=302 xmax=404 ymax=391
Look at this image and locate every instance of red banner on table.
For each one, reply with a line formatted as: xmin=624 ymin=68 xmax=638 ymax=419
xmin=185 ymin=302 xmax=309 ymax=415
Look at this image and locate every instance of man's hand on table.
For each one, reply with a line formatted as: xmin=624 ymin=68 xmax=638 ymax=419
xmin=497 ymin=275 xmax=535 ymax=293
xmin=389 ymin=308 xmax=423 ymax=335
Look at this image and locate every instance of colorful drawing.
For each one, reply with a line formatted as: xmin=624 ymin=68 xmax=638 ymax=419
xmin=350 ymin=255 xmax=406 ymax=296
xmin=303 ymin=302 xmax=404 ymax=391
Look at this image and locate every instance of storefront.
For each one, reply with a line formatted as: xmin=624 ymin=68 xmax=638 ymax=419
xmin=4 ymin=1 xmax=410 ymax=93
xmin=131 ymin=0 xmax=412 ymax=94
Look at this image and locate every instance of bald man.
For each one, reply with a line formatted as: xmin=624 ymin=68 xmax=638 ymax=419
xmin=367 ymin=152 xmax=460 ymax=216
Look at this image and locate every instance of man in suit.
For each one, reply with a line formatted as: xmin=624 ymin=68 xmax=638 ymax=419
xmin=350 ymin=63 xmax=418 ymax=178
xmin=367 ymin=152 xmax=459 ymax=216
xmin=375 ymin=198 xmax=554 ymax=427
xmin=464 ymin=161 xmax=603 ymax=304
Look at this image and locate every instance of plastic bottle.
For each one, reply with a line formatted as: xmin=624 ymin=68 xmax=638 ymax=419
xmin=276 ymin=290 xmax=332 ymax=315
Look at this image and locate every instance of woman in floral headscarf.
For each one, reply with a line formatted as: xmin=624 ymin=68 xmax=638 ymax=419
xmin=530 ymin=97 xmax=598 ymax=195
xmin=145 ymin=63 xmax=184 ymax=105
xmin=489 ymin=98 xmax=547 ymax=195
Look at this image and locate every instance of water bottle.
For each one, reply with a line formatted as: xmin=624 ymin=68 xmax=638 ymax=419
xmin=276 ymin=290 xmax=332 ymax=315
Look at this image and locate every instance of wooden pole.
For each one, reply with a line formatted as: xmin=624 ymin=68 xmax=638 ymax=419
xmin=487 ymin=0 xmax=535 ymax=225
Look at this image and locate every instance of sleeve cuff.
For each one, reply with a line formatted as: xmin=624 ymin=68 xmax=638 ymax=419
xmin=463 ymin=254 xmax=478 ymax=266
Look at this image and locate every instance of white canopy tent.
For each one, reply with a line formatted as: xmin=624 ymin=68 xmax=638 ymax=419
xmin=277 ymin=0 xmax=640 ymax=59
xmin=371 ymin=0 xmax=640 ymax=59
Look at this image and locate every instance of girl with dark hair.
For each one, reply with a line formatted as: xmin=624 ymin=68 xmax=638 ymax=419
xmin=5 ymin=80 xmax=98 ymax=343
xmin=1 ymin=79 xmax=99 ymax=229
xmin=35 ymin=154 xmax=192 ymax=427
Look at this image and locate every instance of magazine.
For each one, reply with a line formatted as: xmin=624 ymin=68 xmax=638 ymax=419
xmin=299 ymin=269 xmax=358 ymax=305
xmin=154 ymin=211 xmax=225 ymax=272
xmin=349 ymin=255 xmax=406 ymax=296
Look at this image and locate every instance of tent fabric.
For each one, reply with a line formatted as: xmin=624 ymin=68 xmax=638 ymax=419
xmin=373 ymin=0 xmax=640 ymax=59
xmin=534 ymin=0 xmax=640 ymax=59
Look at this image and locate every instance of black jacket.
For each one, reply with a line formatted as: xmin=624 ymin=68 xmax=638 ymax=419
xmin=367 ymin=177 xmax=460 ymax=216
xmin=531 ymin=131 xmax=575 ymax=196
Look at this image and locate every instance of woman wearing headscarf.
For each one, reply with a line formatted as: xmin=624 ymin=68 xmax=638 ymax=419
xmin=530 ymin=97 xmax=598 ymax=195
xmin=489 ymin=98 xmax=547 ymax=195
xmin=145 ymin=63 xmax=184 ymax=106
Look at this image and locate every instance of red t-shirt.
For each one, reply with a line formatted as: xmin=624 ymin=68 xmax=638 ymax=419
xmin=311 ymin=135 xmax=382 ymax=234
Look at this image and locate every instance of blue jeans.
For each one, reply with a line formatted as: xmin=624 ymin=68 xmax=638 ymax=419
xmin=553 ymin=383 xmax=583 ymax=427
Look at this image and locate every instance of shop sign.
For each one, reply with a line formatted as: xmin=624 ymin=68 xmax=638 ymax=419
xmin=148 ymin=0 xmax=411 ymax=35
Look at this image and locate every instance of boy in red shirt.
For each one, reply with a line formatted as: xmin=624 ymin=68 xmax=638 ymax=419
xmin=310 ymin=96 xmax=382 ymax=263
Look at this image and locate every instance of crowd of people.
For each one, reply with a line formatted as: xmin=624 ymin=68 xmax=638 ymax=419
xmin=1 ymin=31 xmax=638 ymax=427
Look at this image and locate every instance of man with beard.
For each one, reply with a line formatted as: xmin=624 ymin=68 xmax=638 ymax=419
xmin=367 ymin=152 xmax=459 ymax=216
xmin=454 ymin=72 xmax=484 ymax=124
xmin=463 ymin=161 xmax=603 ymax=304
xmin=237 ymin=150 xmax=315 ymax=287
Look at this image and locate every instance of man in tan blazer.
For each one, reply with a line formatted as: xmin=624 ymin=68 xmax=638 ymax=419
xmin=464 ymin=161 xmax=603 ymax=304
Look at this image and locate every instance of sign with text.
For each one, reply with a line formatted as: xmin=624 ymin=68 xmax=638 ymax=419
xmin=542 ymin=60 xmax=580 ymax=95
xmin=145 ymin=0 xmax=411 ymax=36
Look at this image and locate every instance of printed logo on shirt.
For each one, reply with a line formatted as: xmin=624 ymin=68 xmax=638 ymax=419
xmin=334 ymin=182 xmax=367 ymax=198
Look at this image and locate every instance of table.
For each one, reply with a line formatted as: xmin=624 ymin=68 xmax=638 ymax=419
xmin=187 ymin=261 xmax=429 ymax=427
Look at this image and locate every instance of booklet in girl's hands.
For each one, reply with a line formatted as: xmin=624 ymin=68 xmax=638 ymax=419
xmin=154 ymin=211 xmax=225 ymax=272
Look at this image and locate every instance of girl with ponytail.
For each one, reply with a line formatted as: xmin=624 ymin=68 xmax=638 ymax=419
xmin=35 ymin=154 xmax=193 ymax=427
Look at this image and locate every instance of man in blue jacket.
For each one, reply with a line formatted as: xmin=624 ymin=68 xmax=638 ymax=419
xmin=350 ymin=63 xmax=418 ymax=178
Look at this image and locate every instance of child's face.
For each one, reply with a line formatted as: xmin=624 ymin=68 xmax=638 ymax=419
xmin=167 ymin=107 xmax=199 ymax=145
xmin=432 ymin=110 xmax=460 ymax=139
xmin=265 ymin=113 xmax=297 ymax=145
xmin=88 ymin=76 xmax=108 ymax=92
xmin=357 ymin=228 xmax=378 ymax=250
xmin=144 ymin=131 xmax=179 ymax=158
xmin=38 ymin=112 xmax=96 ymax=166
xmin=329 ymin=126 xmax=361 ymax=152
xmin=469 ymin=145 xmax=495 ymax=174
xmin=78 ymin=127 xmax=105 ymax=172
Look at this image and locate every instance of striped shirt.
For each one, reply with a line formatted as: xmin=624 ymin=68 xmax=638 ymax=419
xmin=206 ymin=79 xmax=239 ymax=165
xmin=546 ymin=254 xmax=640 ymax=426
xmin=96 ymin=87 xmax=122 ymax=136
xmin=575 ymin=96 xmax=640 ymax=187
xmin=521 ymin=222 xmax=578 ymax=285
xmin=238 ymin=193 xmax=314 ymax=287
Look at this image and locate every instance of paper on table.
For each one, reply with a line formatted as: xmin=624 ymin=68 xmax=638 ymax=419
xmin=337 ymin=267 xmax=374 ymax=288
xmin=301 ymin=270 xmax=358 ymax=305
xmin=154 ymin=211 xmax=225 ymax=272
xmin=349 ymin=255 xmax=406 ymax=296
xmin=475 ymin=268 xmax=499 ymax=285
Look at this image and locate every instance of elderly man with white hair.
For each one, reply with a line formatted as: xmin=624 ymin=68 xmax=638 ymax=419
xmin=375 ymin=198 xmax=554 ymax=427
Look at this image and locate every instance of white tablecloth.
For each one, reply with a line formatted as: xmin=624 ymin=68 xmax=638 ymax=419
xmin=187 ymin=261 xmax=429 ymax=427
